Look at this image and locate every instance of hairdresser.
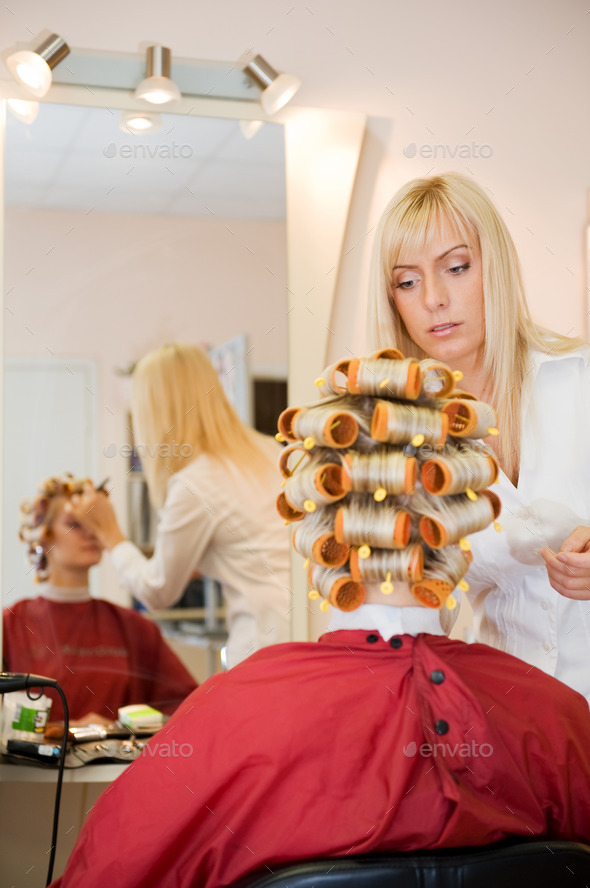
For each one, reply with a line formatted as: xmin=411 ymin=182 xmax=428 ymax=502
xmin=368 ymin=172 xmax=590 ymax=702
xmin=67 ymin=343 xmax=291 ymax=668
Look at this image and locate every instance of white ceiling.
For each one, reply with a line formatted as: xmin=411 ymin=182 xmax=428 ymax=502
xmin=4 ymin=102 xmax=286 ymax=219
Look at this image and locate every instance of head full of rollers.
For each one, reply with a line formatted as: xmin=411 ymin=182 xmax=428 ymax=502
xmin=276 ymin=349 xmax=502 ymax=613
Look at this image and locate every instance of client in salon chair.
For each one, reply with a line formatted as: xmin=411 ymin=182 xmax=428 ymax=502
xmin=2 ymin=473 xmax=198 ymax=725
xmin=51 ymin=358 xmax=590 ymax=888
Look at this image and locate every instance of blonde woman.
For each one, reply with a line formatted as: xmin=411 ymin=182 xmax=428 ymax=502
xmin=368 ymin=172 xmax=590 ymax=701
xmin=68 ymin=344 xmax=291 ymax=668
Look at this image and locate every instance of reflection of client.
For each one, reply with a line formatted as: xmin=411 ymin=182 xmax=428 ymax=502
xmin=67 ymin=343 xmax=291 ymax=668
xmin=52 ymin=357 xmax=590 ymax=888
xmin=2 ymin=474 xmax=198 ymax=725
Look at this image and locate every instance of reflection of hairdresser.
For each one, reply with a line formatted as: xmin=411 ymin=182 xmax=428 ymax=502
xmin=51 ymin=355 xmax=590 ymax=888
xmin=67 ymin=343 xmax=291 ymax=668
xmin=2 ymin=474 xmax=198 ymax=725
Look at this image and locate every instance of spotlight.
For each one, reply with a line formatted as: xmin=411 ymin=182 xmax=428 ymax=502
xmin=119 ymin=110 xmax=163 ymax=135
xmin=244 ymin=54 xmax=301 ymax=115
xmin=134 ymin=46 xmax=181 ymax=105
xmin=6 ymin=33 xmax=70 ymax=98
xmin=239 ymin=120 xmax=264 ymax=140
xmin=6 ymin=98 xmax=39 ymax=124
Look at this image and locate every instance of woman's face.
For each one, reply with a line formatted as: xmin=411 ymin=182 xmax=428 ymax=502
xmin=389 ymin=215 xmax=485 ymax=371
xmin=45 ymin=500 xmax=103 ymax=576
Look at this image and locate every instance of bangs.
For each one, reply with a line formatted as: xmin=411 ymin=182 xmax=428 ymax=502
xmin=382 ymin=191 xmax=478 ymax=296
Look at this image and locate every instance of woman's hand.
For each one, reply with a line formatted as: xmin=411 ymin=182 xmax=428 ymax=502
xmin=539 ymin=526 xmax=590 ymax=600
xmin=65 ymin=482 xmax=127 ymax=551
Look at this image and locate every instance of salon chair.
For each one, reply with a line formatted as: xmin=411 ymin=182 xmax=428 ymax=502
xmin=231 ymin=840 xmax=590 ymax=887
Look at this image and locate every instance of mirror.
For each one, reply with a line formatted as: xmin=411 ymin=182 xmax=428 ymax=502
xmin=0 ymin=81 xmax=367 ymax=650
xmin=2 ymin=100 xmax=288 ymax=626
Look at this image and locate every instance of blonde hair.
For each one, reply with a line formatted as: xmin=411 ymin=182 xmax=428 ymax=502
xmin=132 ymin=343 xmax=272 ymax=507
xmin=368 ymin=172 xmax=585 ymax=482
xmin=19 ymin=474 xmax=90 ymax=581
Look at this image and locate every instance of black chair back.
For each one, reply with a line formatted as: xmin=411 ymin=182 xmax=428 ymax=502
xmin=230 ymin=841 xmax=590 ymax=888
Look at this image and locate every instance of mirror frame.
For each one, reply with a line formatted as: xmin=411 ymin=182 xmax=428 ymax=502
xmin=0 ymin=79 xmax=366 ymax=650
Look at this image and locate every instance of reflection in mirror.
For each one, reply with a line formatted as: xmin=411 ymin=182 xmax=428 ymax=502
xmin=3 ymin=102 xmax=287 ymax=669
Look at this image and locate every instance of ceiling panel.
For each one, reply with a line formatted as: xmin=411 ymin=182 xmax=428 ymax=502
xmin=4 ymin=101 xmax=286 ymax=220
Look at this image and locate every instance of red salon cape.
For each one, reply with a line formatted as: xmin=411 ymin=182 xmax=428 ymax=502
xmin=3 ymin=597 xmax=198 ymax=720
xmin=52 ymin=631 xmax=590 ymax=887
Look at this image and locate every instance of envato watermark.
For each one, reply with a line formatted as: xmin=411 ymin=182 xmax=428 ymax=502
xmin=103 ymin=142 xmax=195 ymax=160
xmin=403 ymin=740 xmax=493 ymax=758
xmin=103 ymin=442 xmax=193 ymax=459
xmin=403 ymin=142 xmax=493 ymax=160
xmin=402 ymin=441 xmax=494 ymax=460
xmin=96 ymin=740 xmax=194 ymax=760
xmin=141 ymin=740 xmax=194 ymax=759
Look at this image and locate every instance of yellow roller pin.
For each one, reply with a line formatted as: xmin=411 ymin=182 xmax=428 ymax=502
xmin=374 ymin=487 xmax=387 ymax=502
xmin=358 ymin=545 xmax=371 ymax=559
xmin=380 ymin=571 xmax=394 ymax=595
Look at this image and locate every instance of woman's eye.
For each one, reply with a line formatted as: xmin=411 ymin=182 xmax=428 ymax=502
xmin=395 ymin=278 xmax=416 ymax=290
xmin=449 ymin=262 xmax=470 ymax=274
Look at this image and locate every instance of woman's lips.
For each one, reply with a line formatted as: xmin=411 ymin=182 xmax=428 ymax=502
xmin=429 ymin=322 xmax=460 ymax=337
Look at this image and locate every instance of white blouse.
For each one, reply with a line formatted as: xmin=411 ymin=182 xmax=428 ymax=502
xmin=111 ymin=443 xmax=291 ymax=669
xmin=465 ymin=347 xmax=590 ymax=703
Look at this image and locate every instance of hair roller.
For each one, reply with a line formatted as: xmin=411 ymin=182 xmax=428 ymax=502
xmin=292 ymin=509 xmax=350 ymax=568
xmin=412 ymin=545 xmax=472 ymax=608
xmin=416 ymin=489 xmax=501 ymax=548
xmin=441 ymin=397 xmax=498 ymax=438
xmin=313 ymin=359 xmax=352 ymax=398
xmin=421 ymin=448 xmax=499 ymax=495
xmin=276 ymin=492 xmax=305 ymax=523
xmin=308 ymin=563 xmax=366 ymax=611
xmin=419 ymin=359 xmax=456 ymax=399
xmin=346 ymin=356 xmax=422 ymax=400
xmin=277 ymin=403 xmax=359 ymax=448
xmin=335 ymin=497 xmax=411 ymax=549
xmin=282 ymin=453 xmax=352 ymax=513
xmin=345 ymin=449 xmax=417 ymax=496
xmin=371 ymin=400 xmax=448 ymax=447
xmin=349 ymin=544 xmax=423 ymax=582
xmin=278 ymin=444 xmax=312 ymax=479
xmin=371 ymin=347 xmax=405 ymax=361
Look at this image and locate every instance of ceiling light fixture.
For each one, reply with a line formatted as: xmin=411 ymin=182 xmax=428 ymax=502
xmin=6 ymin=98 xmax=40 ymax=124
xmin=243 ymin=54 xmax=301 ymax=115
xmin=119 ymin=109 xmax=163 ymax=135
xmin=134 ymin=45 xmax=181 ymax=105
xmin=6 ymin=33 xmax=70 ymax=98
xmin=239 ymin=119 xmax=264 ymax=140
